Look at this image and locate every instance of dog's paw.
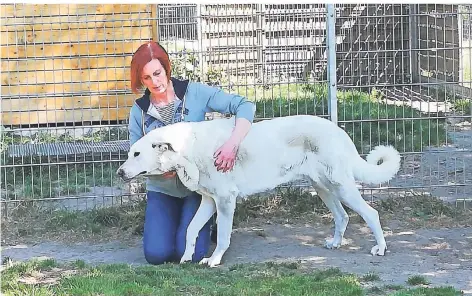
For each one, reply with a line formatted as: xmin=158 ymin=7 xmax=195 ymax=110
xmin=325 ymin=238 xmax=342 ymax=249
xmin=370 ymin=244 xmax=387 ymax=256
xmin=199 ymin=256 xmax=221 ymax=268
xmin=180 ymin=252 xmax=194 ymax=264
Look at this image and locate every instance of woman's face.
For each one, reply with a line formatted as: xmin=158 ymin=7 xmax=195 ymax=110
xmin=141 ymin=59 xmax=169 ymax=96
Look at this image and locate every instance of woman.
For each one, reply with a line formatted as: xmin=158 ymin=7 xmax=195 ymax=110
xmin=128 ymin=41 xmax=255 ymax=265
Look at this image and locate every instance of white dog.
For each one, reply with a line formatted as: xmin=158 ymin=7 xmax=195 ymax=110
xmin=117 ymin=115 xmax=401 ymax=267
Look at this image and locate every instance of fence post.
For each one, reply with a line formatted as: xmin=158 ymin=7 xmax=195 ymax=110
xmin=326 ymin=4 xmax=338 ymax=124
xmin=408 ymin=4 xmax=419 ymax=84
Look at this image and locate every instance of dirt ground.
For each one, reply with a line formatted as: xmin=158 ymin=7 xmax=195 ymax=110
xmin=2 ymin=216 xmax=471 ymax=294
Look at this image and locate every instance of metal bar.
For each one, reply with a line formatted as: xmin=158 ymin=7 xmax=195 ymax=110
xmin=326 ymin=4 xmax=338 ymax=124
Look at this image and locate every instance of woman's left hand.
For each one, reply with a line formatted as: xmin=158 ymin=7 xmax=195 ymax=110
xmin=213 ymin=139 xmax=239 ymax=173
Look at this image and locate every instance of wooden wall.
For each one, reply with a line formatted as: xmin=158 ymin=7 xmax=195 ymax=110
xmin=1 ymin=4 xmax=155 ymax=126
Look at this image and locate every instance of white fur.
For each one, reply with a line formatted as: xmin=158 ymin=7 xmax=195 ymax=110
xmin=117 ymin=115 xmax=401 ymax=267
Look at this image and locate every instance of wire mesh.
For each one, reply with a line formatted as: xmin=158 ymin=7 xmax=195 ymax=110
xmin=333 ymin=4 xmax=472 ymax=203
xmin=1 ymin=4 xmax=471 ymax=215
xmin=1 ymin=4 xmax=154 ymax=214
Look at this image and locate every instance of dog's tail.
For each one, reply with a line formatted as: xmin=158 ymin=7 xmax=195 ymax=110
xmin=353 ymin=145 xmax=401 ymax=185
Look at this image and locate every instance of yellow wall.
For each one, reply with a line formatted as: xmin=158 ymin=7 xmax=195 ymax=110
xmin=1 ymin=4 xmax=155 ymax=126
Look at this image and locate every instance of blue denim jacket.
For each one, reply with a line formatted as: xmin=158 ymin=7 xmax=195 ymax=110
xmin=128 ymin=77 xmax=256 ymax=197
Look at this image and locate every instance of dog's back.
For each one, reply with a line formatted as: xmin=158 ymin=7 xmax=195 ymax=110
xmin=186 ymin=115 xmax=359 ymax=197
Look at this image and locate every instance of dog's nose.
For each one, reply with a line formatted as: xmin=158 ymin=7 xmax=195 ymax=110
xmin=116 ymin=168 xmax=124 ymax=177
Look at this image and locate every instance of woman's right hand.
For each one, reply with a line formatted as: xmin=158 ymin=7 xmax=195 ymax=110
xmin=162 ymin=171 xmax=176 ymax=178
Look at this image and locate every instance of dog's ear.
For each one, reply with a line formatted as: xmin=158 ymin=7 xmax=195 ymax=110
xmin=152 ymin=142 xmax=174 ymax=152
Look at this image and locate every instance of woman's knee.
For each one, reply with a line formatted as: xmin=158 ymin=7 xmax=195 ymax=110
xmin=143 ymin=190 xmax=182 ymax=265
xmin=143 ymin=244 xmax=176 ymax=265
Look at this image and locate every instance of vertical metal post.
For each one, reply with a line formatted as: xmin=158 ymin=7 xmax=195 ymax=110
xmin=457 ymin=5 xmax=463 ymax=85
xmin=409 ymin=4 xmax=419 ymax=83
xmin=326 ymin=4 xmax=338 ymax=124
xmin=256 ymin=4 xmax=265 ymax=81
xmin=196 ymin=4 xmax=204 ymax=78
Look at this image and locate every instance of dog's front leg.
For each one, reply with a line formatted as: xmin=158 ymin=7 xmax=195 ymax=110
xmin=180 ymin=194 xmax=216 ymax=263
xmin=200 ymin=195 xmax=236 ymax=267
xmin=163 ymin=152 xmax=200 ymax=192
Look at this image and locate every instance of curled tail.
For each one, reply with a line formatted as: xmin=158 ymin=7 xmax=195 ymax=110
xmin=353 ymin=145 xmax=401 ymax=185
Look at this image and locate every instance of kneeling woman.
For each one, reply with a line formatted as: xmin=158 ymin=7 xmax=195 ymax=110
xmin=128 ymin=41 xmax=255 ymax=264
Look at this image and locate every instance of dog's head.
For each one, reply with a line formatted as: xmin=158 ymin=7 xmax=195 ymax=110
xmin=116 ymin=137 xmax=177 ymax=182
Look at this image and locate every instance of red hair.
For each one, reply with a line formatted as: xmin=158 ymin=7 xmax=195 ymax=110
xmin=130 ymin=41 xmax=172 ymax=94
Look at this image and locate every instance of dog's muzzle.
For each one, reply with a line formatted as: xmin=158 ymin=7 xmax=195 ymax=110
xmin=116 ymin=168 xmax=148 ymax=181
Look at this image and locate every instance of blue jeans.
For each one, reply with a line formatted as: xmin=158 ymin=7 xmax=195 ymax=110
xmin=143 ymin=190 xmax=213 ymax=265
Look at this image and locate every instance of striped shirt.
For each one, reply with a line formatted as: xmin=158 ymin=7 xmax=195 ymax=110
xmin=149 ymin=99 xmax=176 ymax=125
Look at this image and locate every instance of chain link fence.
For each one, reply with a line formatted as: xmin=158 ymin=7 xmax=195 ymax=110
xmin=1 ymin=4 xmax=471 ymax=215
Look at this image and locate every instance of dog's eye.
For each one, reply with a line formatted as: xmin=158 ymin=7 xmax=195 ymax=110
xmin=134 ymin=152 xmax=140 ymax=157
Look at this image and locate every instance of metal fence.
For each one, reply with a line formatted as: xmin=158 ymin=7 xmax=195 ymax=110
xmin=1 ymin=4 xmax=471 ymax=215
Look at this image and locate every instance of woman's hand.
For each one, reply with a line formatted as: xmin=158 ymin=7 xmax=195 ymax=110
xmin=213 ymin=139 xmax=239 ymax=173
xmin=162 ymin=171 xmax=177 ymax=178
xmin=213 ymin=118 xmax=252 ymax=173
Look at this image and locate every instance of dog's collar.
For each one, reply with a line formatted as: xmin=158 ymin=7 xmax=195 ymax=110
xmin=135 ymin=77 xmax=189 ymax=112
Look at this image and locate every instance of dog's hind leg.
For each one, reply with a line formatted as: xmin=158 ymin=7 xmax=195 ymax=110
xmin=199 ymin=195 xmax=236 ymax=268
xmin=335 ymin=181 xmax=387 ymax=256
xmin=180 ymin=194 xmax=216 ymax=263
xmin=315 ymin=187 xmax=349 ymax=249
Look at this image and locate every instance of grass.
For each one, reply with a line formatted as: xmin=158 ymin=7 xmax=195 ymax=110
xmin=361 ymin=272 xmax=381 ymax=282
xmin=407 ymin=275 xmax=430 ymax=286
xmin=451 ymin=98 xmax=471 ymax=116
xmin=1 ymin=161 xmax=122 ymax=200
xmin=2 ymin=197 xmax=146 ymax=244
xmin=373 ymin=192 xmax=472 ymax=229
xmin=249 ymin=84 xmax=450 ymax=155
xmin=234 ymin=187 xmax=472 ymax=229
xmin=1 ymin=259 xmax=463 ymax=296
xmin=0 ymin=158 xmax=122 ymax=200
xmin=1 ymin=126 xmax=128 ymax=200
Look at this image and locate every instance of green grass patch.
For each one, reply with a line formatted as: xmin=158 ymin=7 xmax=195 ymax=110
xmin=361 ymin=272 xmax=381 ymax=282
xmin=407 ymin=275 xmax=430 ymax=286
xmin=1 ymin=160 xmax=122 ymax=199
xmin=1 ymin=126 xmax=128 ymax=199
xmin=451 ymin=98 xmax=471 ymax=115
xmin=389 ymin=287 xmax=460 ymax=296
xmin=250 ymin=84 xmax=449 ymax=154
xmin=1 ymin=259 xmax=463 ymax=296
